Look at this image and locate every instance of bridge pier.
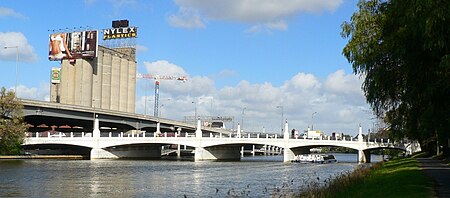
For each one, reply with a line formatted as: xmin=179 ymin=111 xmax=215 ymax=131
xmin=194 ymin=146 xmax=241 ymax=161
xmin=358 ymin=149 xmax=371 ymax=163
xmin=283 ymin=148 xmax=295 ymax=162
xmin=90 ymin=148 xmax=119 ymax=159
xmin=91 ymin=146 xmax=162 ymax=159
xmin=283 ymin=120 xmax=293 ymax=162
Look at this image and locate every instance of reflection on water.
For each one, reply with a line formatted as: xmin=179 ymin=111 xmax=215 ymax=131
xmin=0 ymin=154 xmax=381 ymax=197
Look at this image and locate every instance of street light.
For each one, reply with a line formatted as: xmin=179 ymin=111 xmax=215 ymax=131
xmin=158 ymin=98 xmax=171 ymax=118
xmin=192 ymin=101 xmax=198 ymax=119
xmin=276 ymin=105 xmax=284 ymax=136
xmin=241 ymin=107 xmax=246 ymax=131
xmin=311 ymin=112 xmax=317 ymax=130
xmin=3 ymin=46 xmax=19 ymax=95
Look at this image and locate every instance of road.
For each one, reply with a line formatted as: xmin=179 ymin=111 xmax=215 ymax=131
xmin=418 ymin=158 xmax=450 ymax=198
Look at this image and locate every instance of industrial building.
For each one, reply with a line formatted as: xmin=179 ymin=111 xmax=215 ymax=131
xmin=50 ymin=45 xmax=136 ymax=113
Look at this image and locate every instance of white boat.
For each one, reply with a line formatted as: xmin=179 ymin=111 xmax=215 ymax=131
xmin=291 ymin=154 xmax=337 ymax=164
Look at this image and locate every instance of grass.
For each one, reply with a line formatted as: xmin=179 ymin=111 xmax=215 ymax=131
xmin=298 ymin=157 xmax=433 ymax=198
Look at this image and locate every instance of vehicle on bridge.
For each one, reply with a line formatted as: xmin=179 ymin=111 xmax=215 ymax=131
xmin=210 ymin=121 xmax=226 ymax=129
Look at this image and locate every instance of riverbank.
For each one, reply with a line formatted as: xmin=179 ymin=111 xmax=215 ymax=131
xmin=299 ymin=157 xmax=434 ymax=197
xmin=0 ymin=155 xmax=84 ymax=159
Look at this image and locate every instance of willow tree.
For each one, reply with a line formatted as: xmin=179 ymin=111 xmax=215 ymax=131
xmin=341 ymin=0 xmax=450 ymax=155
xmin=0 ymin=87 xmax=27 ymax=154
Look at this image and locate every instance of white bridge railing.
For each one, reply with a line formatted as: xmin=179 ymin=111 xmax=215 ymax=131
xmin=26 ymin=131 xmax=410 ymax=148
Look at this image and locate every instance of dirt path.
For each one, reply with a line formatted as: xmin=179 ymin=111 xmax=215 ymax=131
xmin=418 ymin=158 xmax=450 ymax=198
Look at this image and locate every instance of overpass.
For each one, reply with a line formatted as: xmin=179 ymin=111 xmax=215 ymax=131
xmin=21 ymin=99 xmax=229 ymax=135
xmin=23 ymin=118 xmax=421 ymax=163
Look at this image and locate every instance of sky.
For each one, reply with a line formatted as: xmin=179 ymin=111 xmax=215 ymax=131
xmin=0 ymin=0 xmax=377 ymax=136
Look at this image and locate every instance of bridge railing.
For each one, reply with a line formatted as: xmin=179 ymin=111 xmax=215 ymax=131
xmin=27 ymin=131 xmax=404 ymax=146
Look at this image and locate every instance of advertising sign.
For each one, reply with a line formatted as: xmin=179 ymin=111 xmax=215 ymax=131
xmin=48 ymin=30 xmax=98 ymax=61
xmin=102 ymin=27 xmax=137 ymax=40
xmin=51 ymin=67 xmax=61 ymax=84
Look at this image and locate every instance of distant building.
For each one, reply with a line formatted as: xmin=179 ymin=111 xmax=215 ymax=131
xmin=50 ymin=46 xmax=136 ymax=113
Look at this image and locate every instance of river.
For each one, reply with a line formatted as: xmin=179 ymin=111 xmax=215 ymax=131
xmin=0 ymin=154 xmax=382 ymax=197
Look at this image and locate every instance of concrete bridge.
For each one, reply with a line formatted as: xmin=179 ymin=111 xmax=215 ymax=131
xmin=23 ymin=118 xmax=420 ymax=163
xmin=21 ymin=99 xmax=229 ymax=135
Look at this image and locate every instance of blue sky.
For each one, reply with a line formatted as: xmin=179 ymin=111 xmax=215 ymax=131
xmin=0 ymin=0 xmax=377 ymax=136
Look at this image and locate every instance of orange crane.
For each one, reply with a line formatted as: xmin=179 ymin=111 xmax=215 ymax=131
xmin=137 ymin=74 xmax=188 ymax=117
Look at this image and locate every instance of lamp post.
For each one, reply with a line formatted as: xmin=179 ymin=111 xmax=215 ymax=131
xmin=311 ymin=112 xmax=317 ymax=130
xmin=276 ymin=105 xmax=284 ymax=136
xmin=3 ymin=46 xmax=19 ymax=95
xmin=241 ymin=107 xmax=246 ymax=131
xmin=158 ymin=98 xmax=170 ymax=118
xmin=159 ymin=104 xmax=164 ymax=117
xmin=192 ymin=101 xmax=198 ymax=119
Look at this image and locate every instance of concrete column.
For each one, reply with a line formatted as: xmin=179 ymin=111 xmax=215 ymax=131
xmin=81 ymin=59 xmax=93 ymax=107
xmin=358 ymin=149 xmax=371 ymax=163
xmin=252 ymin=145 xmax=255 ymax=156
xmin=241 ymin=146 xmax=244 ymax=157
xmin=177 ymin=144 xmax=181 ymax=158
xmin=92 ymin=50 xmax=103 ymax=109
xmin=90 ymin=148 xmax=118 ymax=159
xmin=284 ymin=148 xmax=294 ymax=162
xmin=195 ymin=119 xmax=202 ymax=138
xmin=194 ymin=146 xmax=240 ymax=161
xmin=358 ymin=125 xmax=363 ymax=142
xmin=91 ymin=146 xmax=161 ymax=159
xmin=101 ymin=52 xmax=112 ymax=110
xmin=110 ymin=55 xmax=120 ymax=111
xmin=93 ymin=115 xmax=100 ymax=138
xmin=127 ymin=59 xmax=136 ymax=113
xmin=119 ymin=58 xmax=128 ymax=112
xmin=237 ymin=124 xmax=241 ymax=138
xmin=156 ymin=122 xmax=161 ymax=134
xmin=283 ymin=120 xmax=289 ymax=139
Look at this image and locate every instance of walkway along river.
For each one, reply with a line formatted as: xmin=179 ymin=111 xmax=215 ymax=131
xmin=0 ymin=154 xmax=382 ymax=197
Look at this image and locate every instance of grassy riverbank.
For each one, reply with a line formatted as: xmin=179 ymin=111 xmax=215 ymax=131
xmin=300 ymin=157 xmax=433 ymax=197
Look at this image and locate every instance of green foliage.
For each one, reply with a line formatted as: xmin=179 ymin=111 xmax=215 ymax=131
xmin=300 ymin=158 xmax=433 ymax=197
xmin=341 ymin=0 xmax=450 ymax=155
xmin=0 ymin=87 xmax=27 ymax=155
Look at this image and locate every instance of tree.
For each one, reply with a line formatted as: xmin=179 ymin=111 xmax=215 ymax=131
xmin=0 ymin=87 xmax=27 ymax=155
xmin=341 ymin=0 xmax=450 ymax=155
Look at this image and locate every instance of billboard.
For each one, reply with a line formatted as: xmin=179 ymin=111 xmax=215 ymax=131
xmin=48 ymin=30 xmax=98 ymax=61
xmin=102 ymin=27 xmax=137 ymax=40
xmin=51 ymin=67 xmax=61 ymax=84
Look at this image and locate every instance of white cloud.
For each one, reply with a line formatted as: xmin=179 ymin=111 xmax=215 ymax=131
xmin=14 ymin=83 xmax=50 ymax=101
xmin=0 ymin=7 xmax=27 ymax=19
xmin=170 ymin=0 xmax=343 ymax=31
xmin=245 ymin=20 xmax=288 ymax=33
xmin=135 ymin=45 xmax=149 ymax=53
xmin=135 ymin=60 xmax=372 ymax=136
xmin=283 ymin=72 xmax=320 ymax=91
xmin=0 ymin=32 xmax=38 ymax=62
xmin=168 ymin=9 xmax=206 ymax=29
xmin=143 ymin=60 xmax=188 ymax=76
xmin=141 ymin=60 xmax=215 ymax=97
xmin=324 ymin=69 xmax=362 ymax=95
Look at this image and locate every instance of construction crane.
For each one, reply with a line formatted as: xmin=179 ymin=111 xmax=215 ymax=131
xmin=137 ymin=74 xmax=188 ymax=117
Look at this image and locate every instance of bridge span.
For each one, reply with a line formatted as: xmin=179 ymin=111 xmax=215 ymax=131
xmin=23 ymin=118 xmax=420 ymax=163
xmin=21 ymin=99 xmax=229 ymax=135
